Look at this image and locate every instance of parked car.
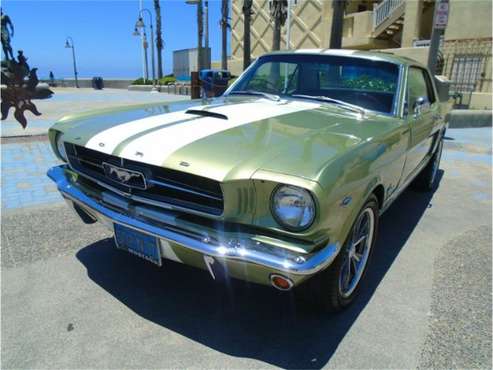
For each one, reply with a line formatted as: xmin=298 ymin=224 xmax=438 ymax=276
xmin=47 ymin=50 xmax=445 ymax=312
xmin=199 ymin=69 xmax=230 ymax=97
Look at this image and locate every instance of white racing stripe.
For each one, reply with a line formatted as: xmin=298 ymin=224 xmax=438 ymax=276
xmin=118 ymin=99 xmax=319 ymax=166
xmin=86 ymin=110 xmax=191 ymax=154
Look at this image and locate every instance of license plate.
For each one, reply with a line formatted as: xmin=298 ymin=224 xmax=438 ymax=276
xmin=114 ymin=224 xmax=161 ymax=266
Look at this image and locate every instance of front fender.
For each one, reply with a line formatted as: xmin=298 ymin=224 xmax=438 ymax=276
xmin=317 ymin=140 xmax=387 ymax=251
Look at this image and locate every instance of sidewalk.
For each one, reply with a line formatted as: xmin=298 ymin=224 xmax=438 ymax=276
xmin=1 ymin=138 xmax=62 ymax=209
xmin=1 ymin=88 xmax=188 ymax=138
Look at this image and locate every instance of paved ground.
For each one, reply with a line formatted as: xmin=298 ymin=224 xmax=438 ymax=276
xmin=1 ymin=138 xmax=62 ymax=209
xmin=1 ymin=128 xmax=491 ymax=369
xmin=1 ymin=88 xmax=188 ymax=137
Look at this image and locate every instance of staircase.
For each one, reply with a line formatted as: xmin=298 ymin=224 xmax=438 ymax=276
xmin=372 ymin=0 xmax=406 ymax=40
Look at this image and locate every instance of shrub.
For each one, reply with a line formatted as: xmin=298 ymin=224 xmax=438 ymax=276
xmin=159 ymin=76 xmax=176 ymax=85
xmin=132 ymin=78 xmax=153 ymax=85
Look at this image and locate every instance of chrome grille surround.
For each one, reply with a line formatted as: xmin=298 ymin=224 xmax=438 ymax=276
xmin=64 ymin=143 xmax=224 ymax=216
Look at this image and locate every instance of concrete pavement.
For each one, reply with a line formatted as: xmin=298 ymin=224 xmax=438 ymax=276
xmin=1 ymin=128 xmax=491 ymax=369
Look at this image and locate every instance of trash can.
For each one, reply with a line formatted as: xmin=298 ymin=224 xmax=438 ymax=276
xmin=92 ymin=77 xmax=104 ymax=90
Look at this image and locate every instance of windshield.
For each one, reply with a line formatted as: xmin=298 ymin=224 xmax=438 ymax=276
xmin=228 ymin=54 xmax=400 ymax=114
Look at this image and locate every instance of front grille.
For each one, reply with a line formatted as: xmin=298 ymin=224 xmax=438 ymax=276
xmin=65 ymin=143 xmax=224 ymax=215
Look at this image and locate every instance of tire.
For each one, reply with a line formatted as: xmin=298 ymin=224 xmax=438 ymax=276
xmin=305 ymin=195 xmax=379 ymax=313
xmin=412 ymin=136 xmax=444 ymax=192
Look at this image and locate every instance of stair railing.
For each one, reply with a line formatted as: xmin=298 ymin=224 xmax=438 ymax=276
xmin=373 ymin=0 xmax=406 ymax=30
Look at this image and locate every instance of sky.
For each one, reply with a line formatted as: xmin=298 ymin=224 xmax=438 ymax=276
xmin=3 ymin=0 xmax=226 ymax=79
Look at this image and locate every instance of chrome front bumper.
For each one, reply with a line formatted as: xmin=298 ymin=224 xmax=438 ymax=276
xmin=48 ymin=165 xmax=340 ymax=280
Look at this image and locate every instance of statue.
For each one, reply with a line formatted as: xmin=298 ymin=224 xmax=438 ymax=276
xmin=17 ymin=50 xmax=29 ymax=73
xmin=1 ymin=8 xmax=14 ymax=60
xmin=1 ymin=9 xmax=53 ymax=128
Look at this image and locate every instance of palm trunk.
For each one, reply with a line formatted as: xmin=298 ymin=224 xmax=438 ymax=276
xmin=198 ymin=0 xmax=204 ymax=71
xmin=243 ymin=0 xmax=253 ymax=70
xmin=272 ymin=15 xmax=281 ymax=51
xmin=221 ymin=0 xmax=228 ymax=70
xmin=329 ymin=0 xmax=346 ymax=49
xmin=270 ymin=0 xmax=286 ymax=51
xmin=153 ymin=0 xmax=163 ymax=78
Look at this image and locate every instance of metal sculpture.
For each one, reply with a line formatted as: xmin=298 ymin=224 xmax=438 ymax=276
xmin=1 ymin=9 xmax=53 ymax=128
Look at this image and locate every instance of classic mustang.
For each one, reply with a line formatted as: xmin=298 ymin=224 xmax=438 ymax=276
xmin=47 ymin=50 xmax=445 ymax=312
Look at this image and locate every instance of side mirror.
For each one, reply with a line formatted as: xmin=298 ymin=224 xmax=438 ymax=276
xmin=413 ymin=96 xmax=430 ymax=117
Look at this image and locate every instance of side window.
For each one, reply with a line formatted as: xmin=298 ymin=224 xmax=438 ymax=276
xmin=422 ymin=69 xmax=436 ymax=104
xmin=408 ymin=67 xmax=429 ymax=109
xmin=408 ymin=67 xmax=435 ymax=109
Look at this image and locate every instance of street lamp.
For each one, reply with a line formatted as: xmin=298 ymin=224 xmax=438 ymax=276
xmin=135 ymin=9 xmax=157 ymax=91
xmin=65 ymin=36 xmax=79 ymax=88
xmin=132 ymin=26 xmax=149 ymax=82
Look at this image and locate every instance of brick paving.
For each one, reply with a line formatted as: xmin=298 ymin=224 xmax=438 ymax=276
xmin=1 ymin=139 xmax=62 ymax=209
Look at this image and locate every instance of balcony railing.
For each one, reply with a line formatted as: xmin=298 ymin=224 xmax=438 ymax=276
xmin=373 ymin=0 xmax=405 ymax=30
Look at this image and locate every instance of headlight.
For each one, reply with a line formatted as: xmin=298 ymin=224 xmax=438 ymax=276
xmin=55 ymin=132 xmax=68 ymax=162
xmin=271 ymin=185 xmax=315 ymax=231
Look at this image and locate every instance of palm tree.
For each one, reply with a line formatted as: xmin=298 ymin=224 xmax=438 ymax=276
xmin=243 ymin=0 xmax=253 ymax=70
xmin=153 ymin=0 xmax=164 ymax=78
xmin=198 ymin=0 xmax=204 ymax=71
xmin=220 ymin=0 xmax=229 ymax=70
xmin=269 ymin=0 xmax=288 ymax=51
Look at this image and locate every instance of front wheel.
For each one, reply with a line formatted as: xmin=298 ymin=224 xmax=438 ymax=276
xmin=306 ymin=195 xmax=379 ymax=313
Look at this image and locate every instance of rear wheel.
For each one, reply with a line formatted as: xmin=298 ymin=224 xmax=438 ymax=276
xmin=306 ymin=195 xmax=379 ymax=312
xmin=412 ymin=136 xmax=443 ymax=192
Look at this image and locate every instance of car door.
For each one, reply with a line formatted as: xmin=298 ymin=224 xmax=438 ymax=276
xmin=402 ymin=66 xmax=438 ymax=182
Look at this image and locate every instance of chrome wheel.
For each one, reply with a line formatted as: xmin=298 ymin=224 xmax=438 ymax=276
xmin=338 ymin=207 xmax=375 ymax=298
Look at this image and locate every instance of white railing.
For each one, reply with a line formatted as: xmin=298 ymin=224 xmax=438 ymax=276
xmin=372 ymin=0 xmax=406 ymax=30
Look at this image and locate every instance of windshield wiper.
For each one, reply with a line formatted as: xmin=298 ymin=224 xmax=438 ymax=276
xmin=291 ymin=94 xmax=365 ymax=116
xmin=229 ymin=90 xmax=280 ymax=102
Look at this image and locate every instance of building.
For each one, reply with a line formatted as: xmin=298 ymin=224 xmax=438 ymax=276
xmin=173 ymin=47 xmax=211 ymax=81
xmin=228 ymin=0 xmax=492 ymax=108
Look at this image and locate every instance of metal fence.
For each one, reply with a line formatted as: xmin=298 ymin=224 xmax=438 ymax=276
xmin=441 ymin=37 xmax=492 ymax=108
xmin=160 ymin=84 xmax=191 ymax=96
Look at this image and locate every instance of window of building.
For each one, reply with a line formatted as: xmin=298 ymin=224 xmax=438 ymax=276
xmin=450 ymin=55 xmax=484 ymax=93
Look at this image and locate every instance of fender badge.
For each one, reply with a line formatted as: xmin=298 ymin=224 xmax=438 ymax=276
xmin=341 ymin=196 xmax=352 ymax=207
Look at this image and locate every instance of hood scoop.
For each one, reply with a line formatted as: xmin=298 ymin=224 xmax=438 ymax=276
xmin=185 ymin=109 xmax=228 ymax=120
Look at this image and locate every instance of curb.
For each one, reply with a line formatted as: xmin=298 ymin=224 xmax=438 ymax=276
xmin=447 ymin=110 xmax=492 ymax=128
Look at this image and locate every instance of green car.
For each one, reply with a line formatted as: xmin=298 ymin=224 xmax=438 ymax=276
xmin=47 ymin=50 xmax=445 ymax=312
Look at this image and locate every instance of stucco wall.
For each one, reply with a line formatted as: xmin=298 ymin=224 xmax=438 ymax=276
xmin=445 ymin=0 xmax=492 ymax=41
xmin=470 ymin=92 xmax=493 ymax=110
xmin=230 ymin=0 xmax=334 ymax=73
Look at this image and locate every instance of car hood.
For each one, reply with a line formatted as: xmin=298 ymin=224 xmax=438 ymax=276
xmin=56 ymin=96 xmax=382 ymax=182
